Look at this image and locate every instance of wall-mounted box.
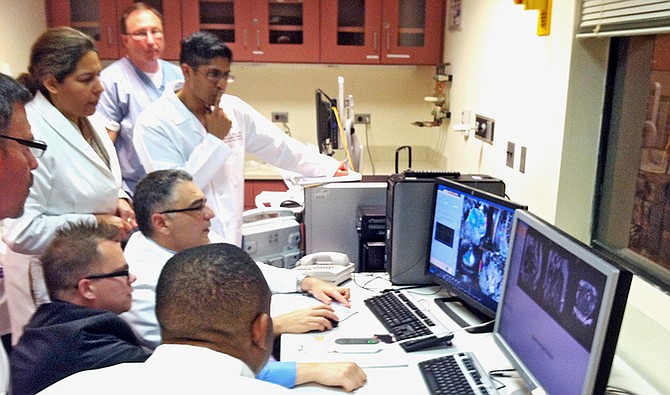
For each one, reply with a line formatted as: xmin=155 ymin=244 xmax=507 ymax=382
xmin=475 ymin=115 xmax=495 ymax=143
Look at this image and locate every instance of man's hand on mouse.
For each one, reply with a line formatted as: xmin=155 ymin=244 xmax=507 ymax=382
xmin=272 ymin=304 xmax=339 ymax=335
xmin=300 ymin=276 xmax=351 ymax=307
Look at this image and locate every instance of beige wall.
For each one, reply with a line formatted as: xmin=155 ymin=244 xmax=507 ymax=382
xmin=441 ymin=1 xmax=669 ymax=392
xmin=0 ymin=0 xmax=46 ymax=76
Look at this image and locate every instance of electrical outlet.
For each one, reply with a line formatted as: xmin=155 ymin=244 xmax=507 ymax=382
xmin=474 ymin=115 xmax=494 ymax=143
xmin=506 ymin=141 xmax=515 ymax=168
xmin=355 ymin=114 xmax=371 ymax=124
xmin=271 ymin=112 xmax=289 ymax=123
xmin=520 ymin=146 xmax=527 ymax=173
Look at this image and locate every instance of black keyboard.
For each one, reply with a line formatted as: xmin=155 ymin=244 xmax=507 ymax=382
xmin=364 ymin=290 xmax=454 ymax=352
xmin=419 ymin=352 xmax=500 ymax=395
xmin=403 ymin=170 xmax=461 ymax=179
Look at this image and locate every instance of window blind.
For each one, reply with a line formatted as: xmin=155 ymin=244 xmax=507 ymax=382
xmin=577 ymin=0 xmax=670 ymax=38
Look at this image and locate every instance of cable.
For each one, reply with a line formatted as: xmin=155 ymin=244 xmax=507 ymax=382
xmin=363 ymin=122 xmax=375 ymax=175
xmin=605 ymin=386 xmax=639 ymax=395
xmin=331 ymin=105 xmax=355 ymax=172
xmin=351 ymin=273 xmax=391 ymax=291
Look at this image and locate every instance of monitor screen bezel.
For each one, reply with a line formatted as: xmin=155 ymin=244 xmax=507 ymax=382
xmin=315 ymin=89 xmax=338 ymax=155
xmin=492 ymin=209 xmax=632 ymax=395
xmin=425 ymin=177 xmax=528 ymax=320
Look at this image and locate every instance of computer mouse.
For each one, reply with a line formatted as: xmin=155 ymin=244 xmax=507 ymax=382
xmin=328 ymin=317 xmax=339 ymax=328
xmin=279 ymin=199 xmax=301 ymax=208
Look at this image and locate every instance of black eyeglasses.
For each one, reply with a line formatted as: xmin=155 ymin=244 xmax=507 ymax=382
xmin=124 ymin=29 xmax=164 ymax=41
xmin=159 ymin=200 xmax=207 ymax=215
xmin=198 ymin=69 xmax=234 ymax=84
xmin=74 ymin=267 xmax=130 ymax=288
xmin=0 ymin=134 xmax=47 ymax=158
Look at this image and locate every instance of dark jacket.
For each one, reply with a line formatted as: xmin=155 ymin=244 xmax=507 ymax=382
xmin=10 ymin=301 xmax=150 ymax=395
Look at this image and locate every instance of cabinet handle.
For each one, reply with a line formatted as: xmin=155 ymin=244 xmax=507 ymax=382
xmin=373 ymin=32 xmax=378 ymax=50
xmin=108 ymin=27 xmax=113 ymax=46
xmin=243 ymin=29 xmax=248 ymax=49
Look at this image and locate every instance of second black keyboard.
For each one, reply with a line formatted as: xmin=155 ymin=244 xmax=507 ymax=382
xmin=419 ymin=352 xmax=500 ymax=395
xmin=364 ymin=290 xmax=454 ymax=352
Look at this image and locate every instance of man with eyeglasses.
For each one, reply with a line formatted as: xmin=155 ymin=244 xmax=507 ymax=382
xmin=133 ymin=31 xmax=348 ymax=247
xmin=121 ymin=169 xmax=366 ymax=392
xmin=9 ymin=222 xmax=149 ymax=395
xmin=0 ymin=73 xmax=44 ymax=220
xmin=96 ymin=2 xmax=182 ymax=194
xmin=0 ymin=72 xmax=45 ymax=394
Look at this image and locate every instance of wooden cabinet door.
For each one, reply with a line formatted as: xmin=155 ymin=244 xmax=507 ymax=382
xmin=46 ymin=0 xmax=122 ymax=59
xmin=320 ymin=0 xmax=383 ymax=64
xmin=247 ymin=0 xmax=320 ymax=63
xmin=181 ymin=0 xmax=254 ymax=61
xmin=380 ymin=0 xmax=444 ymax=65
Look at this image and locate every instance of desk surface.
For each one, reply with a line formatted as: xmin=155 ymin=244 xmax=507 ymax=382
xmin=276 ymin=273 xmax=661 ymax=394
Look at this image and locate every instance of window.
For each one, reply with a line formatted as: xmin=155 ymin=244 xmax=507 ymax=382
xmin=594 ymin=34 xmax=670 ymax=292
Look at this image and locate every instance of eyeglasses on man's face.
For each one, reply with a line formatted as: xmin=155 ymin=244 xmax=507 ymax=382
xmin=159 ymin=199 xmax=208 ymax=216
xmin=198 ymin=68 xmax=235 ymax=84
xmin=125 ymin=29 xmax=164 ymax=41
xmin=74 ymin=266 xmax=130 ymax=288
xmin=0 ymin=134 xmax=47 ymax=158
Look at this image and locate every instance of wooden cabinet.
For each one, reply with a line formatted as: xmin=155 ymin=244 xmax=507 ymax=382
xmin=181 ymin=0 xmax=320 ymax=63
xmin=46 ymin=0 xmax=444 ymax=64
xmin=46 ymin=0 xmax=183 ymax=60
xmin=46 ymin=0 xmax=122 ymax=59
xmin=320 ymin=0 xmax=445 ymax=65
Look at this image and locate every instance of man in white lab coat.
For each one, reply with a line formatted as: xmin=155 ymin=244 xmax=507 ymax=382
xmin=121 ymin=169 xmax=366 ymax=391
xmin=133 ymin=31 xmax=348 ymax=246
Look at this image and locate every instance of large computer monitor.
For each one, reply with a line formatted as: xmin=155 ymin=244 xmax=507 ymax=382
xmin=493 ymin=210 xmax=632 ymax=395
xmin=315 ymin=89 xmax=339 ymax=155
xmin=426 ymin=177 xmax=527 ymax=331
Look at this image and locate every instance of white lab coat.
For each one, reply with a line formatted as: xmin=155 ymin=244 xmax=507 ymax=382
xmin=134 ymin=82 xmax=339 ymax=246
xmin=0 ymin=92 xmax=127 ymax=343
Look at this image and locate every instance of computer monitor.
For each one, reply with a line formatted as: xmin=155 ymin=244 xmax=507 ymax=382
xmin=493 ymin=210 xmax=632 ymax=395
xmin=315 ymin=89 xmax=339 ymax=155
xmin=426 ymin=177 xmax=527 ymax=331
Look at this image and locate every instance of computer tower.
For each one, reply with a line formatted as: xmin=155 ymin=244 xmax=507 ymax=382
xmin=304 ymin=182 xmax=387 ymax=271
xmin=357 ymin=206 xmax=386 ymax=272
xmin=385 ymin=173 xmax=506 ymax=285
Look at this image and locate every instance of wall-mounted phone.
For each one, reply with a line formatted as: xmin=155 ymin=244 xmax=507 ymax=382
xmin=293 ymin=252 xmax=355 ymax=285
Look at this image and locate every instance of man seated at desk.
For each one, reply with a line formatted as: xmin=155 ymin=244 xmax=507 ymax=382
xmin=122 ymin=169 xmax=366 ymax=391
xmin=42 ymin=243 xmax=317 ymax=393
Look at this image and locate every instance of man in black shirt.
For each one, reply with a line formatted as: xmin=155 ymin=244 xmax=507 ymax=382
xmin=10 ymin=222 xmax=150 ymax=395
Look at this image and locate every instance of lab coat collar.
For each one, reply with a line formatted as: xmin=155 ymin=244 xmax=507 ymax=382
xmin=31 ymin=92 xmax=115 ymax=174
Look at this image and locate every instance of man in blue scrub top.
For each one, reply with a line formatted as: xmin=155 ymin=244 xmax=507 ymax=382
xmin=96 ymin=2 xmax=182 ymax=194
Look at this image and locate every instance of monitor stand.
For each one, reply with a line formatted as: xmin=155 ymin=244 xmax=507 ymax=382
xmin=434 ymin=297 xmax=494 ymax=334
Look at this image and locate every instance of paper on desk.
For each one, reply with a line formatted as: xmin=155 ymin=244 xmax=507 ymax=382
xmin=293 ymin=171 xmax=362 ymax=186
xmin=290 ymin=330 xmax=408 ymax=369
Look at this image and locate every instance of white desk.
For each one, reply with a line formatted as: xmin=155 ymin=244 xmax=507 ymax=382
xmin=276 ymin=273 xmax=527 ymax=394
xmin=276 ymin=273 xmax=662 ymax=394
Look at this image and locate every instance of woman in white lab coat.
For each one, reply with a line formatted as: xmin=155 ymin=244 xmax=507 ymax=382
xmin=1 ymin=27 xmax=135 ymax=343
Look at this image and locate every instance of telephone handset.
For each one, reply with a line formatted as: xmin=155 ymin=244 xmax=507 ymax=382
xmin=293 ymin=252 xmax=355 ymax=285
